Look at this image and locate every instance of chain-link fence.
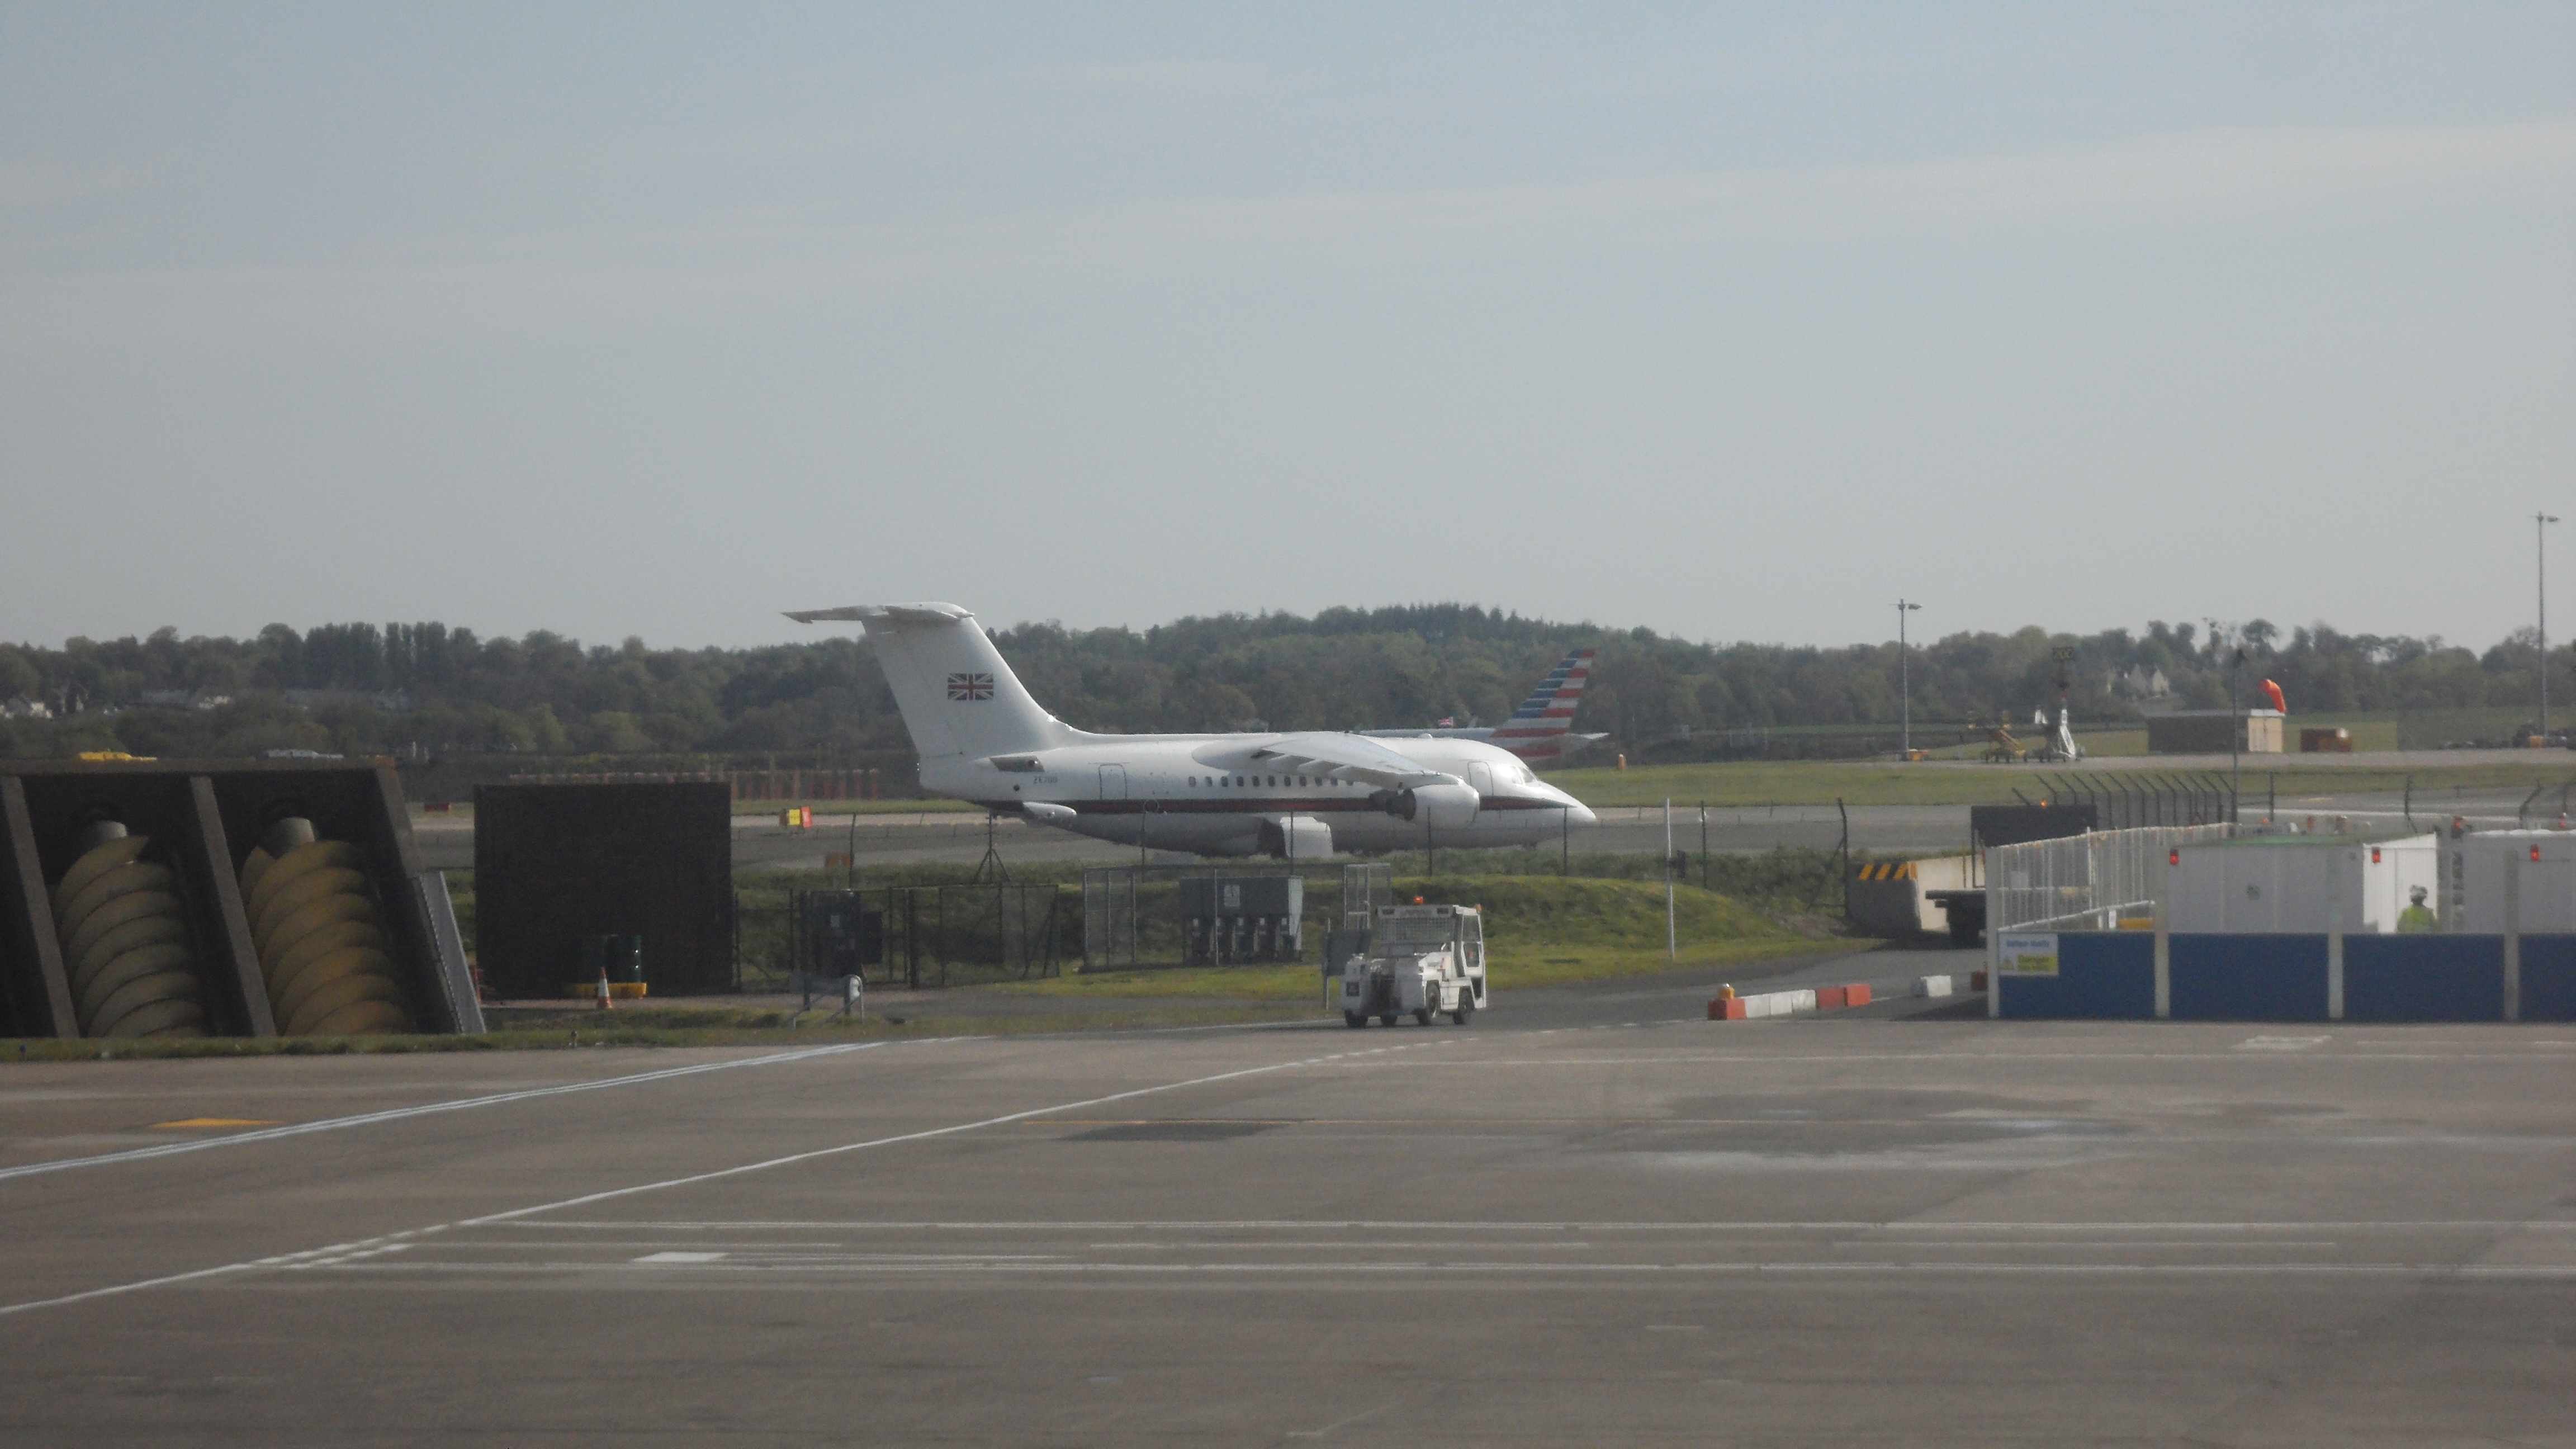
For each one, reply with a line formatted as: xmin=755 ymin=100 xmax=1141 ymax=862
xmin=1986 ymin=823 xmax=2237 ymax=936
xmin=733 ymin=883 xmax=1069 ymax=991
xmin=1081 ymin=862 xmax=1393 ymax=972
xmin=2021 ymin=771 xmax=2237 ymax=831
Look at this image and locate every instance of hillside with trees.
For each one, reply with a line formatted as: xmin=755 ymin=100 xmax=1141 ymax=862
xmin=0 ymin=606 xmax=2561 ymax=768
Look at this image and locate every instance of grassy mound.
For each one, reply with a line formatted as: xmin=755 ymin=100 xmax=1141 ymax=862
xmin=1000 ymin=873 xmax=1859 ymax=1000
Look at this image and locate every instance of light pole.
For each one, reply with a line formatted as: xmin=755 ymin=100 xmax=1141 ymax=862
xmin=1896 ymin=600 xmax=1922 ymax=756
xmin=2540 ymin=512 xmax=2560 ymax=745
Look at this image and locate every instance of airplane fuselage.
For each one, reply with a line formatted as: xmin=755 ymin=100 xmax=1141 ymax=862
xmin=926 ymin=732 xmax=1589 ymax=857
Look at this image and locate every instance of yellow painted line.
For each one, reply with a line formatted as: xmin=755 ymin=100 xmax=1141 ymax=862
xmin=150 ymin=1118 xmax=281 ymax=1130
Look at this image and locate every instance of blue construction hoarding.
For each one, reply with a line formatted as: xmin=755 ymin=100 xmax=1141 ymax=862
xmin=1997 ymin=931 xmax=2576 ymax=1022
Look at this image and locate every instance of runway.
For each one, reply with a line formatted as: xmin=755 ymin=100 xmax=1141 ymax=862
xmin=408 ymin=774 xmax=2559 ymax=873
xmin=2 ymin=995 xmax=2568 ymax=1443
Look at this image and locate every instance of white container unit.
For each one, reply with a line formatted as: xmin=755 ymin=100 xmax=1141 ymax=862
xmin=2167 ymin=834 xmax=2437 ymax=934
xmin=2456 ymin=831 xmax=2576 ymax=932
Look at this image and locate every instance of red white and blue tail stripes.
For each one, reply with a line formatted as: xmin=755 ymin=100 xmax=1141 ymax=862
xmin=1493 ymin=648 xmax=1593 ymax=743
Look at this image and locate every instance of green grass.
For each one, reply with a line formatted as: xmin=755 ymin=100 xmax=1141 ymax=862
xmin=990 ymin=873 xmax=1862 ymax=1000
xmin=1549 ymin=757 xmax=2576 ymax=807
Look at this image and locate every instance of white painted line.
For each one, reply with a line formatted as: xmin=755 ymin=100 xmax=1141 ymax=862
xmin=310 ymin=1259 xmax=2576 ymax=1280
xmin=0 ymin=1041 xmax=893 ymax=1185
xmin=633 ymin=1252 xmax=728 ymax=1263
xmin=0 ymin=1046 xmax=1358 ymax=1317
xmin=452 ymin=1051 xmax=1352 ymax=1229
xmin=483 ymin=1217 xmax=2576 ymax=1233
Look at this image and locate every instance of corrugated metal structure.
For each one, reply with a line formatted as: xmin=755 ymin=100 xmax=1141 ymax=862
xmin=0 ymin=758 xmax=480 ymax=1039
xmin=2167 ymin=834 xmax=2438 ymax=934
xmin=2146 ymin=709 xmax=2285 ymax=754
xmin=472 ymin=782 xmax=732 ymax=999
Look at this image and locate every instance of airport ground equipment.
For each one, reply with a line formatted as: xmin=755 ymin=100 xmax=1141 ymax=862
xmin=1180 ymin=875 xmax=1303 ymax=964
xmin=0 ymin=758 xmax=477 ymax=1039
xmin=2456 ymin=831 xmax=2576 ymax=932
xmin=2166 ymin=834 xmax=2437 ymax=934
xmin=1339 ymin=903 xmax=1485 ymax=1027
xmin=473 ymin=782 xmax=731 ymax=1000
xmin=1849 ymin=855 xmax=1978 ymax=941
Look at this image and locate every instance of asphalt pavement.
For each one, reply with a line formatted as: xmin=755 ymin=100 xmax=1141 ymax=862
xmin=1 ymin=973 xmax=2566 ymax=1446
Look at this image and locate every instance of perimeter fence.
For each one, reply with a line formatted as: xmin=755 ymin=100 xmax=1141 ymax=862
xmin=1985 ymin=823 xmax=2238 ymax=937
xmin=1082 ymin=862 xmax=1393 ymax=972
xmin=732 ymin=882 xmax=1071 ymax=991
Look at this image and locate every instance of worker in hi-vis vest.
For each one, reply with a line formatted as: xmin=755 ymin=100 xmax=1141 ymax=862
xmin=2397 ymin=886 xmax=2438 ymax=933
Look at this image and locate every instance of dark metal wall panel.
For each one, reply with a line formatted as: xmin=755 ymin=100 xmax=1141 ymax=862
xmin=11 ymin=766 xmax=256 ymax=1035
xmin=198 ymin=763 xmax=456 ymax=1034
xmin=475 ymin=782 xmax=732 ymax=998
xmin=0 ymin=778 xmax=77 ymax=1038
xmin=186 ymin=776 xmax=275 ymax=1037
xmin=1 ymin=759 xmax=460 ymax=1037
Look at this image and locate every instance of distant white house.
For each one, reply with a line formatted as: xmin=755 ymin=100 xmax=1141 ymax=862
xmin=2114 ymin=665 xmax=2172 ymax=700
xmin=0 ymin=695 xmax=51 ymax=719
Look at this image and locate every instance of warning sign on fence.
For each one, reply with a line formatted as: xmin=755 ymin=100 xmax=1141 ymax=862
xmin=1997 ymin=931 xmax=2059 ymax=976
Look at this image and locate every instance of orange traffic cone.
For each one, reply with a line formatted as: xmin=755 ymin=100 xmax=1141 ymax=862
xmin=595 ymin=967 xmax=613 ymax=1011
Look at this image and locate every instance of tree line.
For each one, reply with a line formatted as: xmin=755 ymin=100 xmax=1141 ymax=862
xmin=0 ymin=605 xmax=2561 ymax=763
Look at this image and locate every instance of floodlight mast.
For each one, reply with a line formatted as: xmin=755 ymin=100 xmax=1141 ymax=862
xmin=2541 ymin=512 xmax=2560 ymax=746
xmin=1896 ymin=600 xmax=1922 ymax=755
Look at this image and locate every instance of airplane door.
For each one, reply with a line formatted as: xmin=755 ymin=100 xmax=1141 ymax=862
xmin=1467 ymin=763 xmax=1494 ymax=798
xmin=1098 ymin=765 xmax=1127 ymax=801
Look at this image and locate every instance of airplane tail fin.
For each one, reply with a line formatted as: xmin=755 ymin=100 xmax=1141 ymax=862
xmin=1493 ymin=647 xmax=1594 ymax=745
xmin=785 ymin=603 xmax=1071 ymax=760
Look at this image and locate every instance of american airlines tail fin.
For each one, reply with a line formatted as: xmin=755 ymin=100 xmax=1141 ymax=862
xmin=785 ymin=603 xmax=1073 ymax=760
xmin=1491 ymin=647 xmax=1594 ymax=745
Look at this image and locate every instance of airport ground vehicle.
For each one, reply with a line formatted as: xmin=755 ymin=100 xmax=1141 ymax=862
xmin=1339 ymin=903 xmax=1486 ymax=1027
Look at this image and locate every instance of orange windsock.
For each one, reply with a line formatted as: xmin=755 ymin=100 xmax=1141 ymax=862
xmin=2260 ymin=679 xmax=2286 ymax=713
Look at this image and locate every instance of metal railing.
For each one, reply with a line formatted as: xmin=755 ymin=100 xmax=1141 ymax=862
xmin=1986 ymin=823 xmax=2237 ymax=936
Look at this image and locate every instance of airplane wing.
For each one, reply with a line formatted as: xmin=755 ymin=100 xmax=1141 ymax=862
xmin=1238 ymin=733 xmax=1461 ymax=790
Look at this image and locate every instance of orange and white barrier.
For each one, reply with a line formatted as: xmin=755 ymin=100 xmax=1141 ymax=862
xmin=1708 ymin=982 xmax=1872 ymax=1021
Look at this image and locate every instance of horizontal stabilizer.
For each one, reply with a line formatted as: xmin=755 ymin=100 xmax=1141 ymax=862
xmin=785 ymin=603 xmax=973 ymax=627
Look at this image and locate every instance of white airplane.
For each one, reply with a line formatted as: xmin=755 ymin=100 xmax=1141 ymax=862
xmin=1360 ymin=646 xmax=1610 ymax=762
xmin=786 ymin=602 xmax=1597 ymax=859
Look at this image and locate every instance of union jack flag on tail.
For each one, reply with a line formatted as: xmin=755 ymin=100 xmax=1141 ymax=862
xmin=947 ymin=672 xmax=993 ymax=701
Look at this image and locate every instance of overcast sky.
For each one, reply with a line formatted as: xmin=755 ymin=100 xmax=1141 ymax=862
xmin=5 ymin=3 xmax=2572 ymax=654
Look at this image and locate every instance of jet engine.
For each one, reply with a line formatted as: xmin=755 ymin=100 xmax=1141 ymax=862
xmin=1373 ymin=780 xmax=1480 ymax=831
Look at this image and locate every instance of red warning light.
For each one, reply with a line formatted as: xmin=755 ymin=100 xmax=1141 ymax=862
xmin=2168 ymin=849 xmax=2180 ymax=866
xmin=1413 ymin=896 xmax=1425 ymax=905
xmin=2370 ymin=847 xmax=2381 ymax=864
xmin=2533 ymin=845 xmax=2544 ymax=863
